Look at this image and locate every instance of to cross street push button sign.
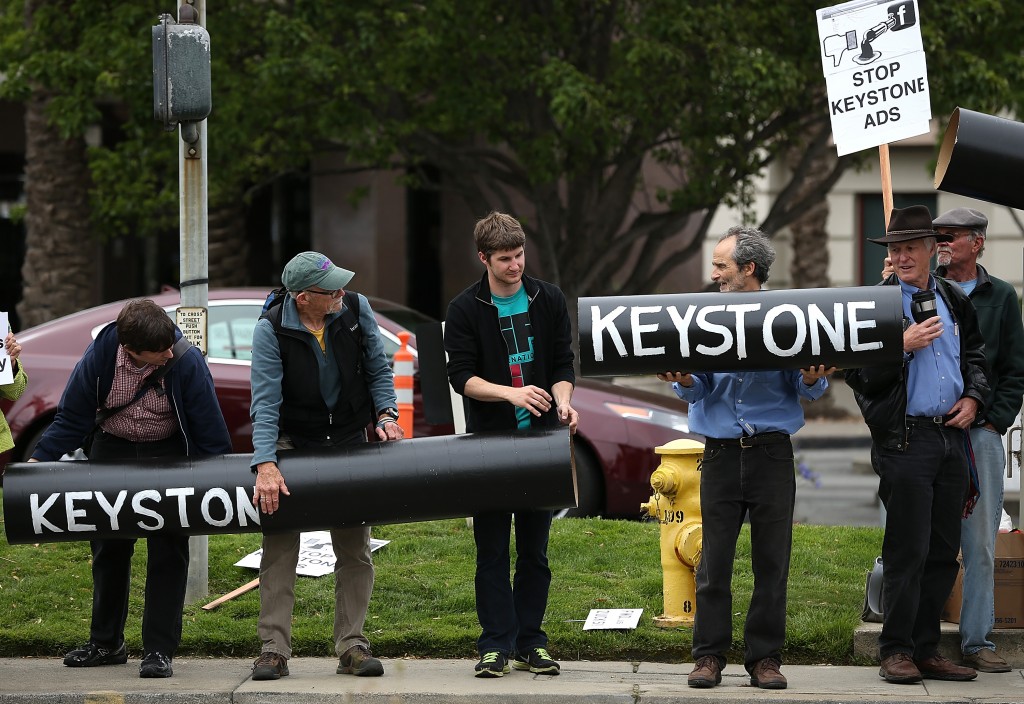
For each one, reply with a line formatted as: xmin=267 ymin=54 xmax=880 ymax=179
xmin=177 ymin=306 xmax=207 ymax=356
xmin=817 ymin=0 xmax=931 ymax=156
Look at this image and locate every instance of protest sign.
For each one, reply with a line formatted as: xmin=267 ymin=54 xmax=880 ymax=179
xmin=0 ymin=312 xmax=12 ymax=385
xmin=817 ymin=0 xmax=930 ymax=156
xmin=234 ymin=531 xmax=390 ymax=577
xmin=583 ymin=608 xmax=643 ymax=631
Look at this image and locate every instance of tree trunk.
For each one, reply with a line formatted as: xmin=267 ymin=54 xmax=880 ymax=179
xmin=784 ymin=138 xmax=848 ymax=419
xmin=208 ymin=200 xmax=249 ymax=287
xmin=17 ymin=89 xmax=96 ymax=327
xmin=785 ymin=143 xmax=834 ymax=291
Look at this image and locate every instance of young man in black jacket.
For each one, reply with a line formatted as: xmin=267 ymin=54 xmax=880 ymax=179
xmin=444 ymin=211 xmax=578 ymax=678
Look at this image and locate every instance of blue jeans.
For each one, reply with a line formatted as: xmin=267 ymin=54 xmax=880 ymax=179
xmin=473 ymin=510 xmax=552 ymax=656
xmin=959 ymin=426 xmax=1005 ymax=655
xmin=691 ymin=438 xmax=796 ymax=671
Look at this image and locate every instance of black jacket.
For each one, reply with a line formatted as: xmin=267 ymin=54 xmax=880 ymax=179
xmin=844 ymin=275 xmax=989 ymax=450
xmin=33 ymin=322 xmax=232 ymax=461
xmin=444 ymin=273 xmax=575 ymax=433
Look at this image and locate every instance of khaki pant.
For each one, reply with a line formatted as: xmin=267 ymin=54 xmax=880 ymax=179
xmin=257 ymin=434 xmax=375 ymax=658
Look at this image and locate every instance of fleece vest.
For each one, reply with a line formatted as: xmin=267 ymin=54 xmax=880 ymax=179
xmin=262 ymin=292 xmax=373 ymax=442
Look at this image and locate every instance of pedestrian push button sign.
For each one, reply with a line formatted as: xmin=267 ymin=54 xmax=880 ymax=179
xmin=176 ymin=306 xmax=207 ymax=356
xmin=817 ymin=0 xmax=930 ymax=156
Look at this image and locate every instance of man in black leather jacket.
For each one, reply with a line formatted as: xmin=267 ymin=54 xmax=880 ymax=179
xmin=845 ymin=205 xmax=989 ymax=686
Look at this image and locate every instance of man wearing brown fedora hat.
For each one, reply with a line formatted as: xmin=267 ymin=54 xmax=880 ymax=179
xmin=933 ymin=207 xmax=1024 ymax=674
xmin=846 ymin=205 xmax=989 ymax=685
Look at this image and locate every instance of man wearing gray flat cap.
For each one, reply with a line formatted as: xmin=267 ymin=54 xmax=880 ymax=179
xmin=846 ymin=204 xmax=988 ymax=685
xmin=933 ymin=207 xmax=1024 ymax=674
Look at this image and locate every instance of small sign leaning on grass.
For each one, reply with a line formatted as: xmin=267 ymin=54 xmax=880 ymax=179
xmin=583 ymin=608 xmax=643 ymax=631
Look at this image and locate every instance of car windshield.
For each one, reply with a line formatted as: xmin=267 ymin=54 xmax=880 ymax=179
xmin=165 ymin=300 xmax=414 ymax=364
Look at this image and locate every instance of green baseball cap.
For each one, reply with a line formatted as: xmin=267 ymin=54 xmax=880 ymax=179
xmin=281 ymin=251 xmax=355 ymax=292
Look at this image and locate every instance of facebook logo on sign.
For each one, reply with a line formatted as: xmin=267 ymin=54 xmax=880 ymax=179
xmin=887 ymin=1 xmax=916 ymax=31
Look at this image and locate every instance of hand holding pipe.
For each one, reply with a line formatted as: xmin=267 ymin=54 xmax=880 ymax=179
xmin=2 ymin=429 xmax=576 ymax=544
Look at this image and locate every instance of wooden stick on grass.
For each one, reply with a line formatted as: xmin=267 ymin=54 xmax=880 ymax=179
xmin=201 ymin=577 xmax=260 ymax=611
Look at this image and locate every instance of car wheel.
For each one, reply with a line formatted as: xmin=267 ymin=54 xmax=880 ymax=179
xmin=18 ymin=420 xmax=53 ymax=463
xmin=556 ymin=444 xmax=604 ymax=518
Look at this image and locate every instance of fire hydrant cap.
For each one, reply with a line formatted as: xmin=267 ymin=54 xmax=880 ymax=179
xmin=654 ymin=439 xmax=705 ymax=455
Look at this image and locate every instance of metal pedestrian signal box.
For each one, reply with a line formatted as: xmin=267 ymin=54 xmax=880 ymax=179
xmin=152 ymin=12 xmax=212 ymax=134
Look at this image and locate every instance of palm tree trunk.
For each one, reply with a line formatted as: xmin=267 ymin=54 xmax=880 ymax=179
xmin=17 ymin=89 xmax=96 ymax=327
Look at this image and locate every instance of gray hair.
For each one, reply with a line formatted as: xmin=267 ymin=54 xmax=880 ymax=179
xmin=721 ymin=226 xmax=776 ymax=284
xmin=968 ymin=228 xmax=986 ymax=257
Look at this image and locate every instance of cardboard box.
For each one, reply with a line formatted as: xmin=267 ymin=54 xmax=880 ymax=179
xmin=942 ymin=531 xmax=1024 ymax=628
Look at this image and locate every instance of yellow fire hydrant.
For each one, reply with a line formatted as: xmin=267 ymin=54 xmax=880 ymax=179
xmin=640 ymin=438 xmax=704 ymax=628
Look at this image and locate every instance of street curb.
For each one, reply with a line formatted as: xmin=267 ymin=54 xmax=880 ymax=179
xmin=2 ymin=658 xmax=1022 ymax=704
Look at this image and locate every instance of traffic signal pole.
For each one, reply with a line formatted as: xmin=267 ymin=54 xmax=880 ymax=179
xmin=176 ymin=0 xmax=210 ymax=604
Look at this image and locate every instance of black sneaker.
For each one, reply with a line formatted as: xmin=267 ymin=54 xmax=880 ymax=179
xmin=474 ymin=651 xmax=510 ymax=678
xmin=511 ymin=647 xmax=560 ymax=675
xmin=337 ymin=644 xmax=384 ymax=676
xmin=139 ymin=651 xmax=173 ymax=678
xmin=63 ymin=641 xmax=128 ymax=668
xmin=251 ymin=651 xmax=289 ymax=680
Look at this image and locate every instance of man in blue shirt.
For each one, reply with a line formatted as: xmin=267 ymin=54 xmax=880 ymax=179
xmin=846 ymin=205 xmax=988 ymax=685
xmin=659 ymin=227 xmax=833 ymax=690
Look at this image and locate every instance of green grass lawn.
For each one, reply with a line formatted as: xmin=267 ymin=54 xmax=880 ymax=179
xmin=0 ymin=504 xmax=884 ymax=665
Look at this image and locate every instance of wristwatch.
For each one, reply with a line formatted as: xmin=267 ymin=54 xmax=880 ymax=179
xmin=378 ymin=407 xmax=400 ymax=422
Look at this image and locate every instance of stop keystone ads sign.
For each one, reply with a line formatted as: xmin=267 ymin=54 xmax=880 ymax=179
xmin=816 ymin=0 xmax=931 ymax=156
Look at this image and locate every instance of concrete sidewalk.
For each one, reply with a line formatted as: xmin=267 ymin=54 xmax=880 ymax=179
xmin=2 ymin=657 xmax=1023 ymax=703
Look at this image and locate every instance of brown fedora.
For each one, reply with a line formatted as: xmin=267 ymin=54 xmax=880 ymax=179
xmin=869 ymin=205 xmax=952 ymax=245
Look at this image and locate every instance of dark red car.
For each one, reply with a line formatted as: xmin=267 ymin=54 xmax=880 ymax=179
xmin=1 ymin=289 xmax=696 ymax=517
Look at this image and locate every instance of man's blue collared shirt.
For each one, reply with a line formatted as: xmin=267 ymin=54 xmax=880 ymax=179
xmin=671 ymin=370 xmax=827 ymax=439
xmin=900 ymin=276 xmax=963 ymax=417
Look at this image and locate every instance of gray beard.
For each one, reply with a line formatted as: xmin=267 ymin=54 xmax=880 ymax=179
xmin=936 ymin=251 xmax=952 ymax=267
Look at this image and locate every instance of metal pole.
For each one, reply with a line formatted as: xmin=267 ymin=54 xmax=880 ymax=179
xmin=180 ymin=0 xmax=209 ymax=604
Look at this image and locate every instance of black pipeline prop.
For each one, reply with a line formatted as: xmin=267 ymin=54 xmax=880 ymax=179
xmin=579 ymin=286 xmax=903 ymax=377
xmin=935 ymin=107 xmax=1024 ymax=211
xmin=2 ymin=429 xmax=575 ymax=545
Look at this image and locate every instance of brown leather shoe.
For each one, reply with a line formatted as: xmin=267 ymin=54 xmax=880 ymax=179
xmin=688 ymin=656 xmax=722 ymax=688
xmin=914 ymin=654 xmax=977 ymax=681
xmin=878 ymin=653 xmax=922 ymax=684
xmin=962 ymin=649 xmax=1011 ymax=673
xmin=749 ymin=657 xmax=787 ymax=689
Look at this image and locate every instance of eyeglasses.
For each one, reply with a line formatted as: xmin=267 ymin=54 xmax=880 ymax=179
xmin=303 ymin=288 xmax=343 ymax=299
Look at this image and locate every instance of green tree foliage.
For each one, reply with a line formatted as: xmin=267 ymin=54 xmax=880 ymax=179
xmin=2 ymin=0 xmax=1022 ymax=310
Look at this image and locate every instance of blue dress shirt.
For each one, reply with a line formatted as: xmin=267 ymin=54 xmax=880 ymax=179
xmin=672 ymin=370 xmax=828 ymax=439
xmin=900 ymin=276 xmax=963 ymax=417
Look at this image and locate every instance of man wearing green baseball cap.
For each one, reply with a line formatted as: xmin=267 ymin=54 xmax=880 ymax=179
xmin=249 ymin=251 xmax=403 ymax=681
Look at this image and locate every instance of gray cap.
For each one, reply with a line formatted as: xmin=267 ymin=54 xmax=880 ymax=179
xmin=281 ymin=251 xmax=355 ymax=292
xmin=933 ymin=207 xmax=988 ymax=234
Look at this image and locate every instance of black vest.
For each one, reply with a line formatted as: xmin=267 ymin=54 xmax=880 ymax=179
xmin=262 ymin=292 xmax=374 ymax=443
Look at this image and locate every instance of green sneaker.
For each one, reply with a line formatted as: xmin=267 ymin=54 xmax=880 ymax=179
xmin=474 ymin=651 xmax=510 ymax=678
xmin=512 ymin=647 xmax=560 ymax=675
